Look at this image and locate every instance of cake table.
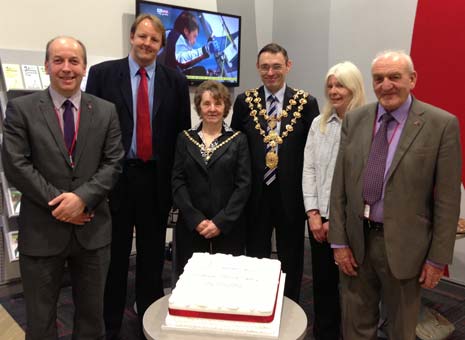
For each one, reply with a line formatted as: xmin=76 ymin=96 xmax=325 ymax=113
xmin=143 ymin=294 xmax=307 ymax=340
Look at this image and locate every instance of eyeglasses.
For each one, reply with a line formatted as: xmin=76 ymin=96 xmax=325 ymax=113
xmin=258 ymin=64 xmax=286 ymax=73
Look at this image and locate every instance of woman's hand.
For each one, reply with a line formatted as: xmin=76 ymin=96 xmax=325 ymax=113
xmin=307 ymin=210 xmax=328 ymax=242
xmin=198 ymin=220 xmax=221 ymax=239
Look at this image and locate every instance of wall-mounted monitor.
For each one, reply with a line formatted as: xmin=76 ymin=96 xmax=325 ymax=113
xmin=136 ymin=0 xmax=241 ymax=87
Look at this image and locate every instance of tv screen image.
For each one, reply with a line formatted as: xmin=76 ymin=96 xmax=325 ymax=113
xmin=136 ymin=1 xmax=241 ymax=87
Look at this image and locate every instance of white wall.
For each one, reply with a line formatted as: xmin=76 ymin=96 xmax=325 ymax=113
xmin=270 ymin=0 xmax=418 ymax=105
xmin=273 ymin=0 xmax=331 ymax=106
xmin=327 ymin=0 xmax=418 ymax=103
xmin=0 ymin=0 xmax=216 ymax=58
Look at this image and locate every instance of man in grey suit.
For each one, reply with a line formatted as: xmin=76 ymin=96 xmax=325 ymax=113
xmin=329 ymin=50 xmax=461 ymax=340
xmin=2 ymin=36 xmax=124 ymax=339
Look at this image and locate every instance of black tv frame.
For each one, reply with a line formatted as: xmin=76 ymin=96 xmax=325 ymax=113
xmin=136 ymin=0 xmax=241 ymax=87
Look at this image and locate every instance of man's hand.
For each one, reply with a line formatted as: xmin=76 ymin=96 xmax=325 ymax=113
xmin=334 ymin=247 xmax=358 ymax=276
xmin=67 ymin=212 xmax=94 ymax=225
xmin=419 ymin=262 xmax=444 ymax=289
xmin=198 ymin=220 xmax=221 ymax=239
xmin=48 ymin=192 xmax=86 ymax=222
xmin=205 ymin=40 xmax=220 ymax=55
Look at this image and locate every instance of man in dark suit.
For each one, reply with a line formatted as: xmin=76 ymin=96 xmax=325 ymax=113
xmin=231 ymin=43 xmax=319 ymax=302
xmin=2 ymin=36 xmax=124 ymax=340
xmin=329 ymin=50 xmax=461 ymax=339
xmin=85 ymin=14 xmax=191 ymax=338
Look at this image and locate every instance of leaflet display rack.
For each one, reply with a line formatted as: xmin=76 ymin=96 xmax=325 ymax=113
xmin=0 ymin=57 xmax=22 ymax=284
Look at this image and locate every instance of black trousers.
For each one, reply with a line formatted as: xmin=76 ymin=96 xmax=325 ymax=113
xmin=104 ymin=161 xmax=168 ymax=338
xmin=246 ymin=179 xmax=305 ymax=302
xmin=308 ymin=221 xmax=341 ymax=340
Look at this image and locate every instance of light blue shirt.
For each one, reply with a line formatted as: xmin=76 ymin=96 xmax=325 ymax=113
xmin=127 ymin=55 xmax=156 ymax=159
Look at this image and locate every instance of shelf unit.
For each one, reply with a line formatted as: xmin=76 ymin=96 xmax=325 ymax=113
xmin=0 ymin=57 xmax=20 ymax=284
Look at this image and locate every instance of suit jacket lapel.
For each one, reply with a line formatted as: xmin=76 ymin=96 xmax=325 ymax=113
xmin=119 ymin=58 xmax=133 ymax=121
xmin=257 ymin=87 xmax=268 ymax=133
xmin=360 ymin=104 xmax=378 ymax=166
xmin=278 ymin=86 xmax=295 ymax=136
xmin=386 ymin=99 xmax=425 ymax=181
xmin=39 ymin=91 xmax=71 ymax=164
xmin=207 ymin=132 xmax=235 ymax=167
xmin=153 ymin=63 xmax=164 ymax=120
xmin=73 ymin=94 xmax=94 ymax=165
xmin=184 ymin=131 xmax=208 ymax=172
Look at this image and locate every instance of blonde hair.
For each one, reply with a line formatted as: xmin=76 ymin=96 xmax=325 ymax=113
xmin=320 ymin=61 xmax=366 ymax=133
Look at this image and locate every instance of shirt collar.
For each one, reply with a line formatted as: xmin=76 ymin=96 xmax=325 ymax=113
xmin=264 ymin=84 xmax=286 ymax=104
xmin=327 ymin=109 xmax=342 ymax=123
xmin=191 ymin=121 xmax=233 ymax=133
xmin=48 ymin=86 xmax=81 ymax=110
xmin=128 ymin=54 xmax=156 ymax=79
xmin=377 ymin=94 xmax=412 ymax=125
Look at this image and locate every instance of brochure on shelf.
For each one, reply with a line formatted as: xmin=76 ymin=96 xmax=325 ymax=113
xmin=1 ymin=63 xmax=24 ymax=90
xmin=21 ymin=64 xmax=42 ymax=90
xmin=5 ymin=230 xmax=19 ymax=262
xmin=38 ymin=65 xmax=50 ymax=88
xmin=0 ymin=171 xmax=21 ymax=217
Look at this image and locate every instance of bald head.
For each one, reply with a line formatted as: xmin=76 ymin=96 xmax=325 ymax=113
xmin=372 ymin=50 xmax=414 ymax=74
xmin=45 ymin=36 xmax=87 ymax=65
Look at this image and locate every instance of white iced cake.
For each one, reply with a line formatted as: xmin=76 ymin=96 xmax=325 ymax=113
xmin=163 ymin=252 xmax=285 ymax=338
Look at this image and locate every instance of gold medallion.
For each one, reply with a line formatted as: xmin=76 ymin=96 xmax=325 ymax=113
xmin=244 ymin=88 xmax=309 ymax=170
xmin=268 ymin=119 xmax=277 ymax=129
xmin=266 ymin=151 xmax=279 ymax=169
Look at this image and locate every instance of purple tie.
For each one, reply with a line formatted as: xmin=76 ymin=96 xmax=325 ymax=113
xmin=63 ymin=100 xmax=75 ymax=150
xmin=362 ymin=112 xmax=394 ymax=205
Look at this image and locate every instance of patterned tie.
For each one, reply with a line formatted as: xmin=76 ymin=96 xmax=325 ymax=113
xmin=136 ymin=68 xmax=152 ymax=161
xmin=362 ymin=112 xmax=395 ymax=205
xmin=264 ymin=95 xmax=278 ymax=185
xmin=62 ymin=100 xmax=75 ymax=150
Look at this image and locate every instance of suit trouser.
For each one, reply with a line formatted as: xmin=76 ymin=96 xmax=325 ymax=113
xmin=246 ymin=179 xmax=305 ymax=302
xmin=104 ymin=161 xmax=167 ymax=338
xmin=20 ymin=233 xmax=110 ymax=340
xmin=308 ymin=227 xmax=341 ymax=340
xmin=340 ymin=228 xmax=421 ymax=340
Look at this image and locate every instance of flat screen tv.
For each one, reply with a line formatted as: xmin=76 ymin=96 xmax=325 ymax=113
xmin=136 ymin=0 xmax=241 ymax=87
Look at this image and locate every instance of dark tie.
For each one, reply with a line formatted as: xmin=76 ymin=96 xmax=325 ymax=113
xmin=362 ymin=112 xmax=395 ymax=205
xmin=62 ymin=100 xmax=75 ymax=150
xmin=137 ymin=68 xmax=152 ymax=161
xmin=264 ymin=95 xmax=278 ymax=185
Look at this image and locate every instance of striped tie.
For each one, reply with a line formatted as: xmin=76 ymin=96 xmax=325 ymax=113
xmin=264 ymin=95 xmax=278 ymax=185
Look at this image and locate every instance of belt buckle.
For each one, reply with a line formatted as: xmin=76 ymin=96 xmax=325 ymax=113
xmin=366 ymin=219 xmax=382 ymax=232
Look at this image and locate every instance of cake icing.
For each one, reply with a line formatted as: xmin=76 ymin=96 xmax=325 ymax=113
xmin=163 ymin=252 xmax=284 ymax=338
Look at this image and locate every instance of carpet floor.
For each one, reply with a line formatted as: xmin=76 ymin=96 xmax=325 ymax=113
xmin=1 ymin=237 xmax=464 ymax=339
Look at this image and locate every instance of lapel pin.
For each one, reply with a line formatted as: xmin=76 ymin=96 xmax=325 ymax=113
xmin=87 ymin=102 xmax=92 ymax=110
xmin=414 ymin=120 xmax=420 ymax=126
